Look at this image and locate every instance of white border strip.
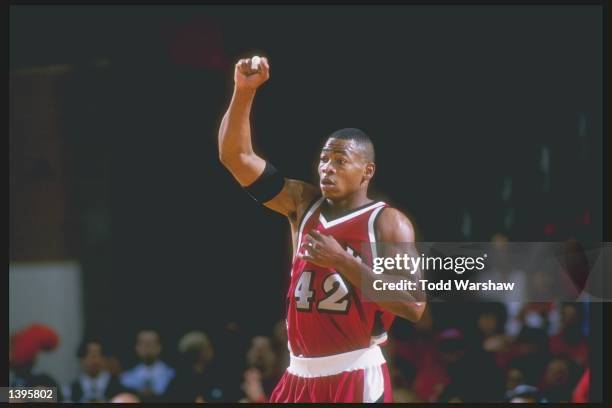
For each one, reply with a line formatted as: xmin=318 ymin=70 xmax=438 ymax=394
xmin=294 ymin=197 xmax=325 ymax=262
xmin=367 ymin=205 xmax=386 ymax=259
xmin=319 ymin=201 xmax=386 ymax=229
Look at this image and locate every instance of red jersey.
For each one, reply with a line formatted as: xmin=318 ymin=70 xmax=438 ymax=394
xmin=286 ymin=198 xmax=396 ymax=357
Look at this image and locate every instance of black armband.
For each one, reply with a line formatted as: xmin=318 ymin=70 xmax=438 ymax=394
xmin=244 ymin=161 xmax=285 ymax=203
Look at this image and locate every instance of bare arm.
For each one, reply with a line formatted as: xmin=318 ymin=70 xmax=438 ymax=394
xmin=218 ymin=58 xmax=268 ymax=186
xmin=218 ymin=57 xmax=318 ymax=220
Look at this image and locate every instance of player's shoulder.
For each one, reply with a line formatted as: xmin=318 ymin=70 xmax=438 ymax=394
xmin=375 ymin=206 xmax=415 ymax=241
xmin=286 ymin=179 xmax=320 ymax=222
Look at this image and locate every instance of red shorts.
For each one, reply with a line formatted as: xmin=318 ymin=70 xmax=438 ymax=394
xmin=269 ymin=345 xmax=392 ymax=403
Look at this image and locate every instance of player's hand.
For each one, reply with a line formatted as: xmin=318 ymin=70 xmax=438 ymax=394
xmin=298 ymin=230 xmax=348 ymax=269
xmin=234 ymin=56 xmax=270 ymax=91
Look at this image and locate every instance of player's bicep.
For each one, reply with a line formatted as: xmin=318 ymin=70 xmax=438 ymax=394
xmin=263 ymin=179 xmax=319 ymax=220
xmin=375 ymin=209 xmax=417 ymax=279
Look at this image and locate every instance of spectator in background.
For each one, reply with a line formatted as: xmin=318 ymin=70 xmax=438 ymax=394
xmin=389 ymin=358 xmax=419 ymax=403
xmin=110 ymin=392 xmax=140 ymax=403
xmin=504 ymin=360 xmax=527 ymax=399
xmin=513 ymin=263 xmax=566 ymax=337
xmin=507 ymin=384 xmax=545 ymax=403
xmin=106 ymin=354 xmax=124 ymax=378
xmin=165 ymin=330 xmax=224 ymax=402
xmin=240 ymin=336 xmax=281 ymax=402
xmin=68 ymin=339 xmax=125 ymax=402
xmin=507 ymin=300 xmax=560 ymax=340
xmin=540 ymin=355 xmax=581 ymax=402
xmin=506 ymin=326 xmax=550 ymax=387
xmin=9 ymin=323 xmax=63 ymax=401
xmin=549 ymin=303 xmax=588 ymax=367
xmin=102 ymin=343 xmax=124 ymax=377
xmin=270 ymin=320 xmax=289 ymax=375
xmin=436 ymin=328 xmax=505 ymax=402
xmin=120 ymin=329 xmax=175 ymax=401
xmin=474 ymin=302 xmax=511 ymax=355
xmin=240 ymin=367 xmax=267 ymax=403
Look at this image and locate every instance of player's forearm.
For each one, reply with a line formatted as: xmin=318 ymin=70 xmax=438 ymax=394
xmin=218 ymin=88 xmax=258 ymax=164
xmin=336 ymin=254 xmax=425 ymax=322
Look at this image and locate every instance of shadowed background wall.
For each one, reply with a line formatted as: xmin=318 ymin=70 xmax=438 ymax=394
xmin=9 ymin=5 xmax=603 ymax=380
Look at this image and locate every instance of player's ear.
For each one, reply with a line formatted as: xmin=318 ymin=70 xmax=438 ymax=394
xmin=363 ymin=162 xmax=375 ymax=182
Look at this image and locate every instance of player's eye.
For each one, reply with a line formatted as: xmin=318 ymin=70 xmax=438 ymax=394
xmin=320 ymin=156 xmax=329 ymax=163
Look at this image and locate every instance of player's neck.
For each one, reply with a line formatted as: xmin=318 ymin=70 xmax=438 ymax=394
xmin=323 ymin=192 xmax=373 ymax=218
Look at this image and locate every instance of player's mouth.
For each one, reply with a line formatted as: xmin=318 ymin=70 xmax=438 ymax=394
xmin=320 ymin=178 xmax=336 ymax=189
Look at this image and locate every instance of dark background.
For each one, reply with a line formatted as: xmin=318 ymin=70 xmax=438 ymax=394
xmin=9 ymin=5 xmax=603 ymax=367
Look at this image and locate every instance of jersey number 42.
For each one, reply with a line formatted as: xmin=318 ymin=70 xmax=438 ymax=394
xmin=294 ymin=271 xmax=351 ymax=314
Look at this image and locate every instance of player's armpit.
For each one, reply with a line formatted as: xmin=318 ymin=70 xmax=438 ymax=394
xmin=263 ymin=178 xmax=319 ymax=221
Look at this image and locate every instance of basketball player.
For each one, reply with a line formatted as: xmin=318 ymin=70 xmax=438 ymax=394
xmin=218 ymin=56 xmax=426 ymax=403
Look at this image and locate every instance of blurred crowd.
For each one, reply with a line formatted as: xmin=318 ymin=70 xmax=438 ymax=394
xmin=386 ymin=301 xmax=589 ymax=403
xmin=9 ymin=320 xmax=289 ymax=403
xmin=9 ymin=300 xmax=590 ymax=403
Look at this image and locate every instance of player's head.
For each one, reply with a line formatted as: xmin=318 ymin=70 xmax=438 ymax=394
xmin=318 ymin=128 xmax=375 ymax=200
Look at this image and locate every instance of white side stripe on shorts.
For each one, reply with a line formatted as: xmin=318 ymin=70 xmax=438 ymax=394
xmin=363 ymin=363 xmax=385 ymax=403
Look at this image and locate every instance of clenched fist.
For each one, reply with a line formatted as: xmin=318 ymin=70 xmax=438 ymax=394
xmin=234 ymin=56 xmax=270 ymax=91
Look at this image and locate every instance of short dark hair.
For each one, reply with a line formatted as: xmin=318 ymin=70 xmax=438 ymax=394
xmin=136 ymin=328 xmax=162 ymax=344
xmin=327 ymin=128 xmax=375 ymax=162
xmin=77 ymin=339 xmax=104 ymax=359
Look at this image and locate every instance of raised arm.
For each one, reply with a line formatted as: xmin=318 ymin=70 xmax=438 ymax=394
xmin=218 ymin=56 xmax=318 ymax=221
xmin=218 ymin=57 xmax=269 ymax=186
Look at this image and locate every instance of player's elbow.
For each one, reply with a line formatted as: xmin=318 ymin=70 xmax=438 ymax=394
xmin=399 ymin=302 xmax=426 ymax=323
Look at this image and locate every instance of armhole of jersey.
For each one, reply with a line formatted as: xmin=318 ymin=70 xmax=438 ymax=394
xmin=368 ymin=205 xmax=390 ymax=347
xmin=373 ymin=206 xmax=387 ymax=243
xmin=367 ymin=205 xmax=387 ymax=260
xmin=297 ymin=195 xmax=322 ymax=233
xmin=293 ymin=196 xmax=324 ymax=261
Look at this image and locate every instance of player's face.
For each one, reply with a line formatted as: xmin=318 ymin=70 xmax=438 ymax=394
xmin=318 ymin=138 xmax=372 ymax=199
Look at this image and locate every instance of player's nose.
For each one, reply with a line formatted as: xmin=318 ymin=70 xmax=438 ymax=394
xmin=321 ymin=162 xmax=336 ymax=175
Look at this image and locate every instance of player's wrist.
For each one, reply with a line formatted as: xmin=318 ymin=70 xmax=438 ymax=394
xmin=335 ymin=251 xmax=357 ymax=272
xmin=233 ymin=86 xmax=257 ymax=97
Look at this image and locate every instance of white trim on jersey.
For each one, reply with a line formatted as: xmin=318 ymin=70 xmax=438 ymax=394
xmin=318 ymin=201 xmax=386 ymax=229
xmin=294 ymin=197 xmax=325 ymax=264
xmin=367 ymin=205 xmax=390 ymax=348
xmin=369 ymin=331 xmax=388 ymax=347
xmin=367 ymin=205 xmax=386 ymax=260
xmin=287 ymin=344 xmax=386 ymax=378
